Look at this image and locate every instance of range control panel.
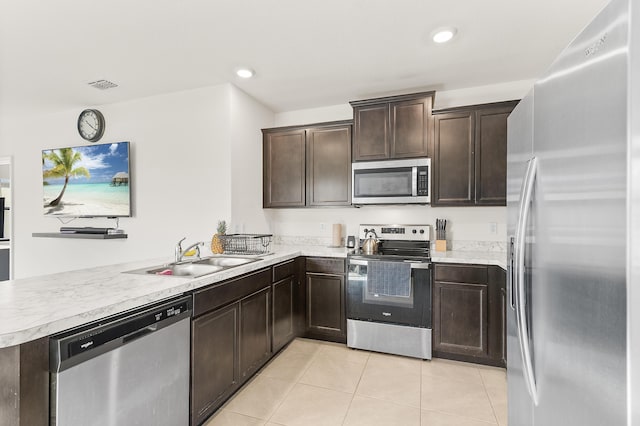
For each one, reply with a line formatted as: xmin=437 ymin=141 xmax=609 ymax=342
xmin=358 ymin=224 xmax=431 ymax=241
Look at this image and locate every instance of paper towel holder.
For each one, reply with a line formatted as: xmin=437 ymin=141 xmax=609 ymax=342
xmin=329 ymin=223 xmax=343 ymax=247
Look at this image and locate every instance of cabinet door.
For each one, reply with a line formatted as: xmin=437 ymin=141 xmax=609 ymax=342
xmin=432 ymin=111 xmax=475 ymax=205
xmin=239 ymin=287 xmax=271 ymax=381
xmin=433 ymin=263 xmax=489 ymax=360
xmin=306 ymin=125 xmax=352 ymax=206
xmin=433 ymin=280 xmax=489 ymax=357
xmin=263 ymin=129 xmax=306 ymax=207
xmin=272 ymin=276 xmax=295 ymax=352
xmin=390 ymin=97 xmax=430 ymax=158
xmin=353 ymin=104 xmax=389 ymax=161
xmin=191 ymin=303 xmax=239 ymax=426
xmin=475 ymin=106 xmax=513 ymax=205
xmin=488 ymin=265 xmax=507 ymax=366
xmin=306 ymin=272 xmax=346 ymax=342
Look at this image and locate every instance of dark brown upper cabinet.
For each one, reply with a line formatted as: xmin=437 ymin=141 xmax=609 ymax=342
xmin=350 ymin=92 xmax=434 ymax=161
xmin=432 ymin=101 xmax=518 ymax=206
xmin=263 ymin=129 xmax=306 ymax=207
xmin=263 ymin=121 xmax=352 ymax=208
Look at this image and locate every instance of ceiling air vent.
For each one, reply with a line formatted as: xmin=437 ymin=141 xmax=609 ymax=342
xmin=87 ymin=80 xmax=118 ymax=90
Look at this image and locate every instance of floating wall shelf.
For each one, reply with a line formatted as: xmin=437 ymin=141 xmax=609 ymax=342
xmin=32 ymin=233 xmax=128 ymax=240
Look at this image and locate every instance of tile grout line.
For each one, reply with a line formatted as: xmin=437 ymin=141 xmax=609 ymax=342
xmin=419 ymin=359 xmax=424 ymax=425
xmin=264 ymin=342 xmax=325 ymax=424
xmin=340 ymin=348 xmax=371 ymax=426
xmin=422 ymin=360 xmax=501 ymax=425
xmin=477 ymin=366 xmax=501 ymax=425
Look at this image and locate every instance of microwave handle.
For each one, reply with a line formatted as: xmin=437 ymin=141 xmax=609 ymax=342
xmin=412 ymin=166 xmax=418 ymax=196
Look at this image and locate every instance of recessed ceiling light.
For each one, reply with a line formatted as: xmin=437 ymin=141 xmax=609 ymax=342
xmin=236 ymin=68 xmax=255 ymax=78
xmin=432 ymin=27 xmax=457 ymax=44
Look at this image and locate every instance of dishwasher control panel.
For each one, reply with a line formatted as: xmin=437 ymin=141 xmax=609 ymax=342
xmin=50 ymin=295 xmax=192 ymax=371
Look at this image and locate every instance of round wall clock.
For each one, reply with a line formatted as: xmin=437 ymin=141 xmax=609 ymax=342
xmin=77 ymin=109 xmax=105 ymax=142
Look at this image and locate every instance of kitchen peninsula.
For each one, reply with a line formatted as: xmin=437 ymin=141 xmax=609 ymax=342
xmin=0 ymin=245 xmax=505 ymax=426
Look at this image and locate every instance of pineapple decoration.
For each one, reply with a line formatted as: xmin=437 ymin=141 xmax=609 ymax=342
xmin=211 ymin=220 xmax=227 ymax=254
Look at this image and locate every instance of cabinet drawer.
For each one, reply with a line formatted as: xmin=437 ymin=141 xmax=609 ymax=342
xmin=306 ymin=257 xmax=345 ymax=274
xmin=434 ymin=263 xmax=487 ymax=284
xmin=193 ymin=269 xmax=271 ymax=317
xmin=273 ymin=260 xmax=295 ymax=282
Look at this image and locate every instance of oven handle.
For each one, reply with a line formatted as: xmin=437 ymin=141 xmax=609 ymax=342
xmin=348 ymin=258 xmax=431 ymax=270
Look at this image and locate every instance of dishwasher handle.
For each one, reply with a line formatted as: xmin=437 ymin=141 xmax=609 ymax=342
xmin=50 ymin=295 xmax=192 ymax=373
xmin=122 ymin=323 xmax=158 ymax=344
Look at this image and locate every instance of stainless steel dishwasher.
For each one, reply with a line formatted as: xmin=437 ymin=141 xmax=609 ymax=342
xmin=49 ymin=295 xmax=192 ymax=426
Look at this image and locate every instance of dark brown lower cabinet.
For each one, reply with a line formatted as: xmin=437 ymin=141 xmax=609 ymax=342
xmin=491 ymin=266 xmax=507 ymax=365
xmin=239 ymin=287 xmax=271 ymax=381
xmin=272 ymin=276 xmax=295 ymax=353
xmin=305 ymin=257 xmax=346 ymax=343
xmin=272 ymin=258 xmax=304 ymax=353
xmin=190 ymin=269 xmax=272 ymax=426
xmin=433 ymin=263 xmax=506 ymax=367
xmin=191 ymin=303 xmax=239 ymax=426
xmin=0 ymin=337 xmax=49 ymax=426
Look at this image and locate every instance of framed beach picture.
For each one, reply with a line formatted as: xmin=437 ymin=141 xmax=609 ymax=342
xmin=42 ymin=142 xmax=131 ymax=217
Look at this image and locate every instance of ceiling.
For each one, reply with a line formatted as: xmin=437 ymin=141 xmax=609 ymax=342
xmin=0 ymin=0 xmax=610 ymax=116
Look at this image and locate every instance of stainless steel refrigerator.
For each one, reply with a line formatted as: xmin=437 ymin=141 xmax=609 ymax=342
xmin=506 ymin=0 xmax=639 ymax=424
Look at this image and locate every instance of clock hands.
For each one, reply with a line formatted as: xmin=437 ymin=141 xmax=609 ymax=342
xmin=83 ymin=120 xmax=97 ymax=132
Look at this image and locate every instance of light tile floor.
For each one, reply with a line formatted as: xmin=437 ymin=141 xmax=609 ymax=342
xmin=205 ymin=338 xmax=507 ymax=426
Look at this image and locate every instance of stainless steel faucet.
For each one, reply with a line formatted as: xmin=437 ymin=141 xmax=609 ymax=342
xmin=175 ymin=238 xmax=204 ymax=263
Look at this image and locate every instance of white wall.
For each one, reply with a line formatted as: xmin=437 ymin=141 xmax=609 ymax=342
xmin=0 ymin=84 xmax=274 ymax=278
xmin=229 ymin=86 xmax=274 ymax=234
xmin=269 ymin=80 xmax=535 ymax=247
xmin=265 ymin=206 xmax=507 ymax=244
xmin=433 ymin=79 xmax=535 ymax=110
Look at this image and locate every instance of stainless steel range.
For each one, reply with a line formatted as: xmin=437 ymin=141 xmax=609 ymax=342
xmin=347 ymin=224 xmax=432 ymax=359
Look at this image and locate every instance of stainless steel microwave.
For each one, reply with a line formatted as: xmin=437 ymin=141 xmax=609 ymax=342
xmin=351 ymin=158 xmax=431 ymax=205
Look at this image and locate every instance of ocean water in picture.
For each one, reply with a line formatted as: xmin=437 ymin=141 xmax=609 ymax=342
xmin=42 ymin=142 xmax=131 ymax=216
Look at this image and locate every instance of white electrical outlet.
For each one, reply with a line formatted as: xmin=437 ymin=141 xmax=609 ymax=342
xmin=320 ymin=223 xmax=326 ymax=231
xmin=489 ymin=222 xmax=498 ymax=234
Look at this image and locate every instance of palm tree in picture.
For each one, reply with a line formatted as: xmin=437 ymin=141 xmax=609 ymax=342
xmin=43 ymin=148 xmax=90 ymax=206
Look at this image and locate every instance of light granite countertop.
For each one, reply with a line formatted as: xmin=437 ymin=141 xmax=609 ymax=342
xmin=0 ymin=244 xmax=504 ymax=349
xmin=431 ymin=250 xmax=507 ymax=270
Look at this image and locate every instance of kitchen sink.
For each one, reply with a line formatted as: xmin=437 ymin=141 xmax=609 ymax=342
xmin=125 ymin=255 xmax=262 ymax=278
xmin=194 ymin=256 xmax=257 ymax=267
xmin=144 ymin=263 xmax=224 ymax=277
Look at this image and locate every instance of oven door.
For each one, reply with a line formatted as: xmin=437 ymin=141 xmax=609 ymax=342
xmin=347 ymin=257 xmax=431 ymax=327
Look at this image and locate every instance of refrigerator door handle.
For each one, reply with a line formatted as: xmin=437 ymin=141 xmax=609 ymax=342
xmin=509 ymin=236 xmax=516 ymax=309
xmin=514 ymin=156 xmax=539 ymax=405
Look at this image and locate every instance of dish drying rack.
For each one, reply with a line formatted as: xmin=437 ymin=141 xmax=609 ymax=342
xmin=220 ymin=234 xmax=273 ymax=255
